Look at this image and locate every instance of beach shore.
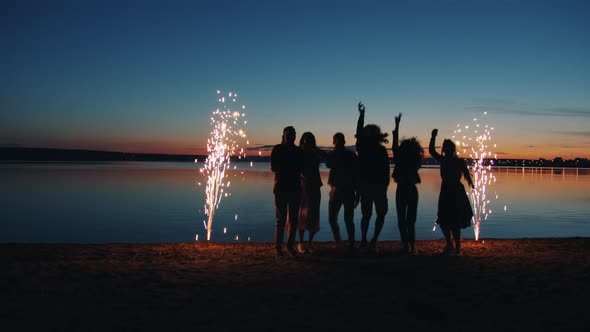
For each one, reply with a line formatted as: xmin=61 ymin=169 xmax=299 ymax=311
xmin=2 ymin=238 xmax=589 ymax=331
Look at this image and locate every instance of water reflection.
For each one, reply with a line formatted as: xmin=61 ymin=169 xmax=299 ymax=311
xmin=1 ymin=162 xmax=588 ymax=243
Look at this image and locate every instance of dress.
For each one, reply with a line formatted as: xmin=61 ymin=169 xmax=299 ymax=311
xmin=298 ymin=148 xmax=324 ymax=234
xmin=436 ymin=157 xmax=473 ymax=229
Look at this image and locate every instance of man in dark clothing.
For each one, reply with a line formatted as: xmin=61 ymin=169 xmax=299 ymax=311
xmin=355 ymin=102 xmax=390 ymax=252
xmin=271 ymin=126 xmax=304 ymax=257
xmin=326 ymin=132 xmax=358 ymax=249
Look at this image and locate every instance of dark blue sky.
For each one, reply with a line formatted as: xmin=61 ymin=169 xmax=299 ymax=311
xmin=2 ymin=0 xmax=589 ymax=158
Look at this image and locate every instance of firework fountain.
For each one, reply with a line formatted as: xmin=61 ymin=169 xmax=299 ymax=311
xmin=452 ymin=112 xmax=498 ymax=241
xmin=199 ymin=91 xmax=247 ymax=241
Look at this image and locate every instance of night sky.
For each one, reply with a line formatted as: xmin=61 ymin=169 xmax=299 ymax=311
xmin=2 ymin=0 xmax=589 ymax=159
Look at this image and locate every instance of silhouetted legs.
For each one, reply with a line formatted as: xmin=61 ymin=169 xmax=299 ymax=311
xmin=396 ymin=184 xmax=418 ymax=254
xmin=452 ymin=228 xmax=461 ymax=254
xmin=296 ymin=185 xmax=321 ymax=253
xmin=360 ymin=185 xmax=388 ymax=251
xmin=274 ymin=189 xmax=301 ymax=256
xmin=441 ymin=226 xmax=462 ymax=255
xmin=328 ymin=187 xmax=355 ymax=247
xmin=297 ymin=229 xmax=316 ymax=252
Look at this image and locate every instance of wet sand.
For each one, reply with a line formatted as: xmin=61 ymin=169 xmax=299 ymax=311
xmin=2 ymin=238 xmax=589 ymax=331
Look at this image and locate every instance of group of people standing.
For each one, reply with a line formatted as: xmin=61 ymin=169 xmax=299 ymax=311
xmin=271 ymin=102 xmax=474 ymax=257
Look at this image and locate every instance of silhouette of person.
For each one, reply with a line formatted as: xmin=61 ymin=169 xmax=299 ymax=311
xmin=355 ymin=102 xmax=390 ymax=253
xmin=391 ymin=113 xmax=424 ymax=255
xmin=271 ymin=126 xmax=304 ymax=257
xmin=296 ymin=132 xmax=327 ymax=254
xmin=326 ymin=132 xmax=358 ymax=250
xmin=429 ymin=128 xmax=474 ymax=255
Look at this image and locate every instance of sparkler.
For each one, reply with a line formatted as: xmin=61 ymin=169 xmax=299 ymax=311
xmin=199 ymin=90 xmax=247 ymax=241
xmin=452 ymin=112 xmax=498 ymax=241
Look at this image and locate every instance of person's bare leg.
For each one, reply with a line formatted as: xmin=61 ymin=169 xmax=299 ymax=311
xmin=441 ymin=226 xmax=453 ymax=254
xmin=452 ymin=228 xmax=461 ymax=255
xmin=297 ymin=229 xmax=306 ymax=253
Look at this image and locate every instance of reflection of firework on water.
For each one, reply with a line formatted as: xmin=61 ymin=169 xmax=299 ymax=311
xmin=452 ymin=112 xmax=497 ymax=241
xmin=199 ymin=90 xmax=247 ymax=241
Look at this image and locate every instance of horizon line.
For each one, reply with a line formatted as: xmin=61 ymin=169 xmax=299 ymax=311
xmin=1 ymin=146 xmax=588 ymax=162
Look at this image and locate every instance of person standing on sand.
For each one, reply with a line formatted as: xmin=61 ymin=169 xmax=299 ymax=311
xmin=391 ymin=113 xmax=424 ymax=255
xmin=355 ymin=102 xmax=390 ymax=253
xmin=271 ymin=126 xmax=304 ymax=257
xmin=429 ymin=128 xmax=474 ymax=255
xmin=326 ymin=132 xmax=359 ymax=250
xmin=296 ymin=132 xmax=327 ymax=254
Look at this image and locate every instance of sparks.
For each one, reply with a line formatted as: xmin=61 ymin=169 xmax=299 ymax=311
xmin=199 ymin=90 xmax=248 ymax=241
xmin=452 ymin=112 xmax=498 ymax=241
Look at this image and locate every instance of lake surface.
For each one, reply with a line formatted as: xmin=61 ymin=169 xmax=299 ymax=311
xmin=1 ymin=162 xmax=589 ymax=243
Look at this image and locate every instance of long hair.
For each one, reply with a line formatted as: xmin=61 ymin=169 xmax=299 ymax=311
xmin=362 ymin=124 xmax=389 ymax=144
xmin=398 ymin=137 xmax=424 ymax=168
xmin=299 ymin=132 xmax=317 ymax=150
xmin=442 ymin=139 xmax=457 ymax=157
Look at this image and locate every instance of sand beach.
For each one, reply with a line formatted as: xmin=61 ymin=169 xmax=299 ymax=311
xmin=2 ymin=238 xmax=589 ymax=331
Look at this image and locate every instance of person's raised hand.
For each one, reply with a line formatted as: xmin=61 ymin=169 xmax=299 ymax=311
xmin=394 ymin=113 xmax=402 ymax=128
xmin=431 ymin=128 xmax=438 ymax=138
xmin=358 ymin=102 xmax=365 ymax=114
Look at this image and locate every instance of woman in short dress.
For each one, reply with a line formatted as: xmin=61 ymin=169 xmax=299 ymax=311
xmin=297 ymin=132 xmax=326 ymax=253
xmin=429 ymin=129 xmax=474 ymax=255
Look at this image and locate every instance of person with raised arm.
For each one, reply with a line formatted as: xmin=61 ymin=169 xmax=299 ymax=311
xmin=355 ymin=102 xmax=390 ymax=253
xmin=429 ymin=128 xmax=474 ymax=255
xmin=391 ymin=113 xmax=424 ymax=255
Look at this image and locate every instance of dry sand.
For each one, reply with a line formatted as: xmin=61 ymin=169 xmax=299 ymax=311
xmin=1 ymin=238 xmax=589 ymax=331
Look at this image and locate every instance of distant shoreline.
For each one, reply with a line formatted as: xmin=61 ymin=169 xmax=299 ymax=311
xmin=1 ymin=147 xmax=588 ymax=168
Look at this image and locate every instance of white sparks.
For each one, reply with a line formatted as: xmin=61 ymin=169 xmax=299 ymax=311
xmin=454 ymin=112 xmax=499 ymax=241
xmin=199 ymin=90 xmax=248 ymax=241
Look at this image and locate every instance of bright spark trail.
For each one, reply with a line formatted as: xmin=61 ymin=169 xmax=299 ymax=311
xmin=452 ymin=112 xmax=498 ymax=241
xmin=199 ymin=90 xmax=247 ymax=241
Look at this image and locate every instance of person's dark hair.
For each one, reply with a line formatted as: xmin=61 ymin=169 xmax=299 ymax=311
xmin=333 ymin=132 xmax=345 ymax=146
xmin=299 ymin=132 xmax=317 ymax=150
xmin=442 ymin=139 xmax=456 ymax=157
xmin=363 ymin=124 xmax=389 ymax=144
xmin=282 ymin=126 xmax=296 ymax=144
xmin=398 ymin=137 xmax=424 ymax=167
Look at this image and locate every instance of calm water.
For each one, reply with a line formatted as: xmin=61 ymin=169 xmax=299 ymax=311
xmin=1 ymin=162 xmax=589 ymax=243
